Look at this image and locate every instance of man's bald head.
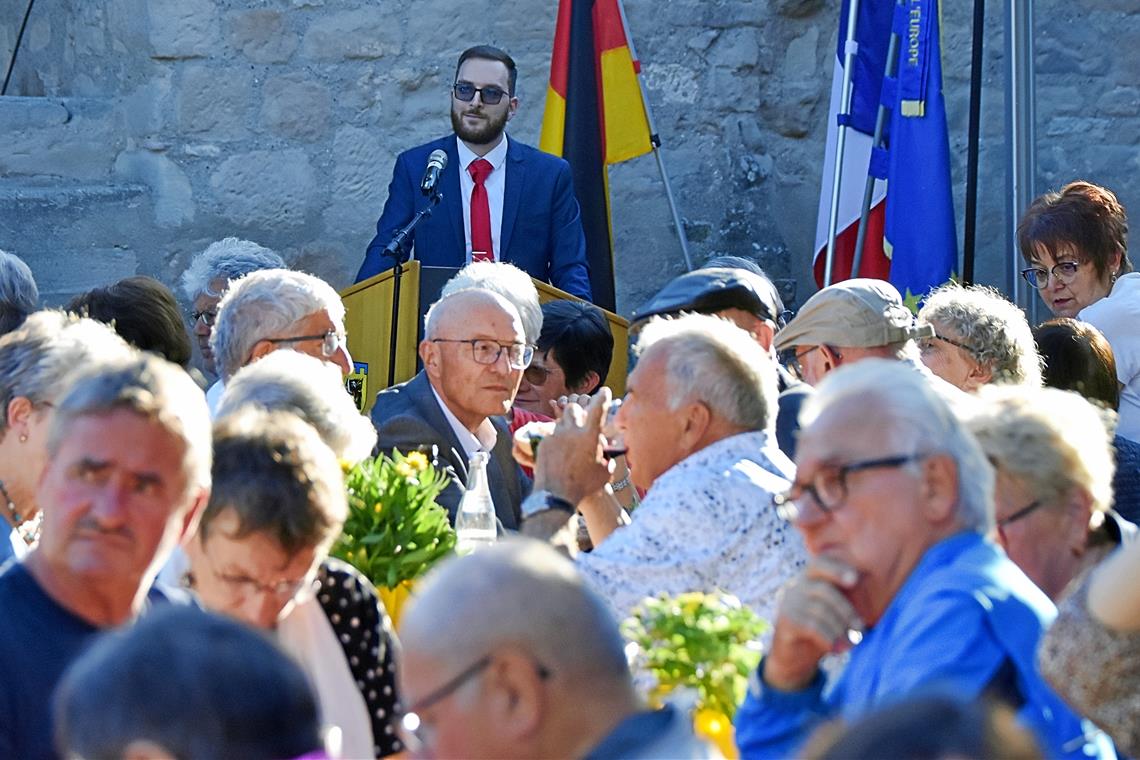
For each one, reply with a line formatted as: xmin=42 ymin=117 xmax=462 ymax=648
xmin=401 ymin=539 xmax=629 ymax=684
xmin=424 ymin=288 xmax=522 ymax=340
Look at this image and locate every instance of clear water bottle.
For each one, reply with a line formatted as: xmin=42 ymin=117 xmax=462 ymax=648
xmin=455 ymin=451 xmax=497 ymax=554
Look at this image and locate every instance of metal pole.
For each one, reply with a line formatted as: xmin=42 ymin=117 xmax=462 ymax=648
xmin=962 ymin=0 xmax=986 ymax=285
xmin=852 ymin=25 xmax=900 ymax=277
xmin=616 ymin=0 xmax=694 ymax=271
xmin=824 ymin=0 xmax=864 ymax=286
xmin=1005 ymin=0 xmax=1037 ymax=319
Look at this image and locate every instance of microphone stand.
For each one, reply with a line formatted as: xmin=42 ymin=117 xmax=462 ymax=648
xmin=385 ymin=188 xmax=443 ymax=387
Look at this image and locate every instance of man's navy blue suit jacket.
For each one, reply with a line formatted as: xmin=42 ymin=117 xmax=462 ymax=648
xmin=356 ymin=134 xmax=593 ymax=300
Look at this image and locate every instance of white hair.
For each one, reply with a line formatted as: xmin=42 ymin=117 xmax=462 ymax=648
xmin=180 ymin=238 xmax=286 ymax=301
xmin=802 ymin=358 xmax=995 ymax=533
xmin=48 ymin=352 xmax=212 ymax=493
xmin=968 ymin=385 xmax=1115 ymax=516
xmin=0 ymin=250 xmax=39 ymax=334
xmin=211 ymin=269 xmax=345 ymax=381
xmin=635 ymin=313 xmax=777 ymax=432
xmin=216 ymin=350 xmax=377 ymax=464
xmin=440 ymin=261 xmax=542 ymax=344
xmin=423 ymin=288 xmax=522 ymax=341
xmin=919 ymin=282 xmax=1043 ymax=386
xmin=0 ymin=310 xmax=134 ymax=436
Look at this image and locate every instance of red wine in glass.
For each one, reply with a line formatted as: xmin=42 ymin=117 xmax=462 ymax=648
xmin=603 ymin=445 xmax=628 ymax=459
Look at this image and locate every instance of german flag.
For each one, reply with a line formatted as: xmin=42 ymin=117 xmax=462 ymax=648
xmin=540 ymin=0 xmax=653 ymax=310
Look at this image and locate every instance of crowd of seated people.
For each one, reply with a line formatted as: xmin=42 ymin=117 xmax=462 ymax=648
xmin=0 ymin=176 xmax=1137 ymax=760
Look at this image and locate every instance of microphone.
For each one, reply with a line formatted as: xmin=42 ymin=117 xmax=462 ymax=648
xmin=420 ymin=149 xmax=448 ymax=196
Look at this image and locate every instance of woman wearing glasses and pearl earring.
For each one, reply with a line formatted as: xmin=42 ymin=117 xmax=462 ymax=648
xmin=0 ymin=312 xmax=132 ymax=564
xmin=1019 ymin=181 xmax=1140 ymax=442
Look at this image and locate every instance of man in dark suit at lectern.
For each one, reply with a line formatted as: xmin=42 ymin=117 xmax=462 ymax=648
xmin=370 ymin=289 xmax=531 ymax=529
xmin=355 ymin=45 xmax=593 ymax=301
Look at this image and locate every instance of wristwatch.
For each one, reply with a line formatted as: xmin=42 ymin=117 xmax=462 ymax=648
xmin=521 ymin=490 xmax=576 ymax=518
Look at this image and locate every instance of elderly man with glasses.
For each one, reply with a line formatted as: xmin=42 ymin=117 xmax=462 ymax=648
xmin=371 ymin=288 xmax=532 ymax=528
xmin=207 ymin=269 xmax=353 ymax=417
xmin=733 ymin=359 xmax=1113 ymax=760
xmin=355 ymin=44 xmax=592 ymax=301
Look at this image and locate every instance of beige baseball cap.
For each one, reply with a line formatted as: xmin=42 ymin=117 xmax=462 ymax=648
xmin=774 ymin=278 xmax=934 ymax=351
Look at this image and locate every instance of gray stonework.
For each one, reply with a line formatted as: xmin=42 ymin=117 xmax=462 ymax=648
xmin=0 ymin=0 xmax=1136 ymax=317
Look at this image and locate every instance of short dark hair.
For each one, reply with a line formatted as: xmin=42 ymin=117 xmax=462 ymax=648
xmin=537 ymin=300 xmax=613 ymax=393
xmin=456 ymin=45 xmax=518 ymax=96
xmin=1018 ymin=180 xmax=1132 ymax=279
xmin=67 ymin=276 xmax=192 ymax=366
xmin=200 ymin=409 xmax=346 ymax=557
xmin=54 ymin=606 xmax=323 ymax=760
xmin=1034 ymin=318 xmax=1119 ymax=410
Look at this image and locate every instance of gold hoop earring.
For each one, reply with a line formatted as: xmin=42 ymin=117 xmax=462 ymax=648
xmin=18 ymin=434 xmax=27 ymax=443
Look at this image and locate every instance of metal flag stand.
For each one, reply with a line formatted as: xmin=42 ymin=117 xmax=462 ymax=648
xmin=823 ymin=0 xmax=865 ymax=286
xmin=615 ymin=0 xmax=694 ymax=272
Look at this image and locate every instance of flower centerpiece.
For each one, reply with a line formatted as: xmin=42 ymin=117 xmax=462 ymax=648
xmin=330 ymin=450 xmax=456 ymax=627
xmin=622 ymin=591 xmax=768 ymax=758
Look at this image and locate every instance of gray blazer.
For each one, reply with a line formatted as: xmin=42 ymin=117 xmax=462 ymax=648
xmin=369 ymin=372 xmax=527 ymax=529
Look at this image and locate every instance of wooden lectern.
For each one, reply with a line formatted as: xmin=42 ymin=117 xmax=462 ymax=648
xmin=340 ymin=261 xmax=629 ymax=413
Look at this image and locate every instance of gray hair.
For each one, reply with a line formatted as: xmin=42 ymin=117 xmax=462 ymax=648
xmin=967 ymin=384 xmax=1115 ymax=516
xmin=802 ymin=358 xmax=995 ymax=533
xmin=402 ymin=538 xmax=631 ymax=686
xmin=635 ymin=313 xmax=777 ymax=433
xmin=216 ymin=351 xmax=377 ymax=464
xmin=440 ymin=261 xmax=542 ymax=344
xmin=0 ymin=250 xmax=39 ymax=335
xmin=211 ymin=269 xmax=345 ymax=381
xmin=48 ymin=352 xmax=212 ymax=493
xmin=180 ymin=238 xmax=286 ymax=301
xmin=423 ymin=288 xmax=522 ymax=341
xmin=0 ymin=311 xmax=133 ymax=437
xmin=919 ymin=283 xmax=1043 ymax=386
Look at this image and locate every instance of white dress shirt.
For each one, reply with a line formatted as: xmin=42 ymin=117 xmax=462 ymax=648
xmin=430 ymin=384 xmax=498 ymax=463
xmin=457 ymin=134 xmax=509 ymax=262
xmin=577 ymin=430 xmax=807 ymax=625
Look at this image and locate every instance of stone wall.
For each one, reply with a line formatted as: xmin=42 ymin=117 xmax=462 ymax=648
xmin=0 ymin=0 xmax=1137 ymax=316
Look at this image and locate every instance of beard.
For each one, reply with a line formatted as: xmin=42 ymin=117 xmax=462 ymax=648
xmin=451 ymin=105 xmax=509 ymax=146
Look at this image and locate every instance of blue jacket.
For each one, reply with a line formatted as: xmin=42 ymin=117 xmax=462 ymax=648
xmin=357 ymin=134 xmax=593 ymax=300
xmin=734 ymin=532 xmax=1114 ymax=760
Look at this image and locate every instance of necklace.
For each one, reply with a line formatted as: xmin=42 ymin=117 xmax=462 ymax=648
xmin=0 ymin=479 xmax=38 ymax=546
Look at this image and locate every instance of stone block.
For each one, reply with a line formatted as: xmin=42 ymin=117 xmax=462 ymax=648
xmin=209 ymin=149 xmax=317 ymax=229
xmin=301 ymin=9 xmax=403 ymax=61
xmin=148 ymin=0 xmax=219 ymax=59
xmin=0 ymin=98 xmax=121 ymax=180
xmin=113 ymin=148 xmax=194 ymax=227
xmin=177 ymin=65 xmax=252 ymax=139
xmin=708 ymin=28 xmax=761 ymax=70
xmin=773 ymin=0 xmax=825 ymax=18
xmin=228 ymin=9 xmax=298 ymax=64
xmin=642 ymin=63 xmax=700 ymax=105
xmin=330 ymin=126 xmax=388 ymax=205
xmin=260 ymin=75 xmax=331 ymax=141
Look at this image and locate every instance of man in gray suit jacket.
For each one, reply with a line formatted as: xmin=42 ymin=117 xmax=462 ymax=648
xmin=370 ymin=289 xmax=531 ymax=528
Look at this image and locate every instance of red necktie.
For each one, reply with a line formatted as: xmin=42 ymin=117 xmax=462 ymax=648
xmin=468 ymin=158 xmax=494 ymax=262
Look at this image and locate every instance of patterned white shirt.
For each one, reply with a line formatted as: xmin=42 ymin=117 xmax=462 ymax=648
xmin=577 ymin=430 xmax=806 ymax=626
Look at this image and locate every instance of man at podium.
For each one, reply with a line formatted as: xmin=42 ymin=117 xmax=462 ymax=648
xmin=355 ymin=45 xmax=593 ymax=301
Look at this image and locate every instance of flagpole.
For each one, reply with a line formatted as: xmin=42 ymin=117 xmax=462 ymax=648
xmin=616 ymin=0 xmax=694 ymax=272
xmin=824 ymin=0 xmax=864 ymax=286
xmin=852 ymin=25 xmax=900 ymax=277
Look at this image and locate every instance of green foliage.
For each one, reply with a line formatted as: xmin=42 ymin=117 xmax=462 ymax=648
xmin=622 ymin=591 xmax=767 ymax=720
xmin=331 ymin=450 xmax=456 ymax=589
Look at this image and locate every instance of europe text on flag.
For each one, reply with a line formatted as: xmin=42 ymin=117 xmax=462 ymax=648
xmin=813 ymin=0 xmax=957 ymax=308
xmin=540 ymin=0 xmax=653 ymax=310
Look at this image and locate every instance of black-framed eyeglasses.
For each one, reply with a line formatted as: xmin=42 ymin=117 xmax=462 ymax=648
xmin=431 ymin=338 xmax=533 ymax=370
xmin=785 ymin=345 xmax=822 ymax=379
xmin=523 ymin=362 xmax=559 ymax=386
xmin=1020 ymin=260 xmax=1085 ymax=289
xmin=191 ymin=309 xmax=218 ymax=327
xmin=453 ymin=81 xmax=509 ymax=105
xmin=773 ymin=454 xmax=925 ymax=522
xmin=265 ymin=330 xmax=346 ymax=359
xmin=918 ymin=333 xmax=978 ymax=357
xmin=996 ymin=499 xmax=1044 ymax=529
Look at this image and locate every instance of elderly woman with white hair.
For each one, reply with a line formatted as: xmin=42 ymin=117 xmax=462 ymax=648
xmin=917 ymin=282 xmax=1042 ymax=392
xmin=180 ymin=238 xmax=285 ymax=378
xmin=0 ymin=250 xmax=38 ymax=336
xmin=216 ymin=350 xmax=377 ymax=464
xmin=0 ymin=312 xmax=132 ymax=562
xmin=967 ymin=384 xmax=1124 ymax=601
